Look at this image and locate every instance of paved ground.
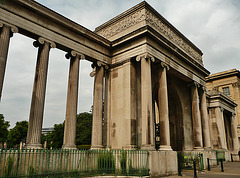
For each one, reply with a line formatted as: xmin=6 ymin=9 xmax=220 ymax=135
xmin=90 ymin=161 xmax=240 ymax=178
xmin=162 ymin=161 xmax=240 ymax=178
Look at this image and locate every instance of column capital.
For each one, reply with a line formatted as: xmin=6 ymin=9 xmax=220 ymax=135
xmin=65 ymin=50 xmax=85 ymax=60
xmin=203 ymin=86 xmax=207 ymax=92
xmin=160 ymin=62 xmax=170 ymax=70
xmin=136 ymin=53 xmax=155 ymax=62
xmin=188 ymin=81 xmax=200 ymax=88
xmin=91 ymin=61 xmax=109 ymax=70
xmin=0 ymin=20 xmax=18 ymax=34
xmin=219 ymin=107 xmax=224 ymax=112
xmin=33 ymin=37 xmax=56 ymax=48
xmin=232 ymin=112 xmax=236 ymax=117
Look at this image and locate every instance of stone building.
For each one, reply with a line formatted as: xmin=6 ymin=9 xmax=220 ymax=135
xmin=0 ymin=0 xmax=239 ymax=176
xmin=206 ymin=69 xmax=240 ymax=148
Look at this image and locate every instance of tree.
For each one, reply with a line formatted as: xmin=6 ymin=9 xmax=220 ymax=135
xmin=47 ymin=123 xmax=64 ymax=148
xmin=0 ymin=114 xmax=10 ymax=143
xmin=7 ymin=121 xmax=28 ymax=148
xmin=76 ymin=112 xmax=92 ymax=146
xmin=45 ymin=112 xmax=92 ymax=149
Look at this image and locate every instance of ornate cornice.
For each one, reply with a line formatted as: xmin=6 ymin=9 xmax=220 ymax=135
xmin=95 ymin=3 xmax=202 ymax=64
xmin=145 ymin=10 xmax=202 ymax=63
xmin=96 ymin=8 xmax=146 ymax=39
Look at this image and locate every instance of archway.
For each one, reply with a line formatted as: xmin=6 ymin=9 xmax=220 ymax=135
xmin=168 ymin=80 xmax=183 ymax=151
xmin=152 ymin=73 xmax=184 ymax=151
xmin=223 ymin=111 xmax=233 ymax=151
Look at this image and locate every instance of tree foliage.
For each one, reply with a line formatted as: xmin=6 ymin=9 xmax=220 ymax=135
xmin=47 ymin=123 xmax=64 ymax=149
xmin=7 ymin=121 xmax=28 ymax=148
xmin=46 ymin=112 xmax=93 ymax=149
xmin=0 ymin=114 xmax=10 ymax=143
xmin=76 ymin=112 xmax=92 ymax=146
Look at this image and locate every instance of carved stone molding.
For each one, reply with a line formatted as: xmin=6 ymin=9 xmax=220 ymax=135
xmin=65 ymin=50 xmax=85 ymax=60
xmin=232 ymin=82 xmax=240 ymax=88
xmin=33 ymin=37 xmax=56 ymax=48
xmin=96 ymin=9 xmax=146 ymax=39
xmin=212 ymin=86 xmax=218 ymax=91
xmin=145 ymin=10 xmax=202 ymax=63
xmin=160 ymin=62 xmax=169 ymax=70
xmin=136 ymin=53 xmax=155 ymax=62
xmin=96 ymin=7 xmax=202 ymax=64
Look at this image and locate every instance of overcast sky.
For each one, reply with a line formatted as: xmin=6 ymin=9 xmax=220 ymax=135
xmin=0 ymin=0 xmax=239 ymax=128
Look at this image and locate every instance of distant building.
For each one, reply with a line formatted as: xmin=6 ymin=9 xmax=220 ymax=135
xmin=206 ymin=69 xmax=240 ymax=146
xmin=42 ymin=127 xmax=54 ymax=135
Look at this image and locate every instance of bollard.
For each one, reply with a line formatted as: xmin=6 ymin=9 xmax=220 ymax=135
xmin=220 ymin=159 xmax=224 ymax=172
xmin=178 ymin=158 xmax=182 ymax=176
xmin=193 ymin=160 xmax=198 ymax=178
xmin=207 ymin=158 xmax=211 ymax=171
xmin=231 ymin=154 xmax=233 ymax=162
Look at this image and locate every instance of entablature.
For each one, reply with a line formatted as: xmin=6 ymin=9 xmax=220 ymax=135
xmin=95 ymin=1 xmax=203 ymax=66
xmin=0 ymin=0 xmax=111 ymax=64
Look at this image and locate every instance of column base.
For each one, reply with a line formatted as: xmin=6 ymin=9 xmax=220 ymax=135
xmin=159 ymin=145 xmax=172 ymax=151
xmin=123 ymin=145 xmax=137 ymax=150
xmin=193 ymin=147 xmax=204 ymax=151
xmin=141 ymin=144 xmax=155 ymax=150
xmin=62 ymin=144 xmax=77 ymax=150
xmin=25 ymin=143 xmax=42 ymax=149
xmin=91 ymin=145 xmax=104 ymax=150
xmin=204 ymin=147 xmax=212 ymax=151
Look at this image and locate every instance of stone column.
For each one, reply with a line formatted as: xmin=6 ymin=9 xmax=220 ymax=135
xmin=91 ymin=61 xmax=104 ymax=149
xmin=136 ymin=54 xmax=154 ymax=150
xmin=231 ymin=113 xmax=239 ymax=151
xmin=158 ymin=62 xmax=172 ymax=150
xmin=62 ymin=51 xmax=84 ymax=149
xmin=215 ymin=107 xmax=227 ymax=150
xmin=200 ymin=87 xmax=211 ymax=149
xmin=191 ymin=82 xmax=203 ymax=150
xmin=26 ymin=37 xmax=55 ymax=149
xmin=0 ymin=22 xmax=18 ymax=100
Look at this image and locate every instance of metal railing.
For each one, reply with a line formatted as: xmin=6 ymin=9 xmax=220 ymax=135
xmin=0 ymin=149 xmax=149 ymax=177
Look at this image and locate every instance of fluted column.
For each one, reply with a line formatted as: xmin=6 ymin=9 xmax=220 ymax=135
xmin=91 ymin=61 xmax=105 ymax=149
xmin=136 ymin=54 xmax=154 ymax=150
xmin=191 ymin=82 xmax=203 ymax=150
xmin=215 ymin=107 xmax=227 ymax=150
xmin=62 ymin=51 xmax=84 ymax=149
xmin=158 ymin=62 xmax=172 ymax=150
xmin=200 ymin=87 xmax=211 ymax=149
xmin=26 ymin=37 xmax=55 ymax=149
xmin=231 ymin=113 xmax=239 ymax=151
xmin=0 ymin=22 xmax=18 ymax=100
